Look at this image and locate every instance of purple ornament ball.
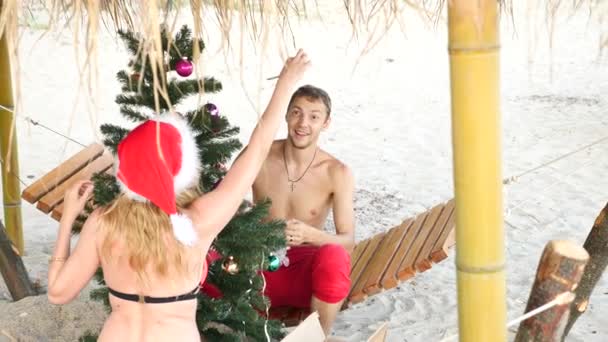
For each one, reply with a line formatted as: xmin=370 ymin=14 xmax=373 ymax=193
xmin=175 ymin=58 xmax=193 ymax=77
xmin=204 ymin=103 xmax=219 ymax=117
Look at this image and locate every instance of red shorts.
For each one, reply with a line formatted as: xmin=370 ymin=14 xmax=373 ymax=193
xmin=261 ymin=244 xmax=351 ymax=308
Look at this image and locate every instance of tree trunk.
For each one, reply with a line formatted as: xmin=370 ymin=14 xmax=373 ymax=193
xmin=0 ymin=220 xmax=36 ymax=300
xmin=561 ymin=202 xmax=608 ymax=340
xmin=514 ymin=240 xmax=589 ymax=342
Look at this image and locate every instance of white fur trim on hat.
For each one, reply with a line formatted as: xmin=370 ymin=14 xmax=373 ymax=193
xmin=170 ymin=213 xmax=198 ymax=246
xmin=154 ymin=114 xmax=201 ymax=194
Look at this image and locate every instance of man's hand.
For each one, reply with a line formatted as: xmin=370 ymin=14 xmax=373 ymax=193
xmin=285 ymin=218 xmax=318 ymax=247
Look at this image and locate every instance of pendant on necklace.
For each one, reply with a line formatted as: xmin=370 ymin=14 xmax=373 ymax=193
xmin=290 ymin=182 xmax=295 ymax=192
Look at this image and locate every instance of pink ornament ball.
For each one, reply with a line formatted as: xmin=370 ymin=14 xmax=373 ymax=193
xmin=175 ymin=58 xmax=193 ymax=77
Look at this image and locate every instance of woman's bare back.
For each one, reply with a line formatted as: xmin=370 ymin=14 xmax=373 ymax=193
xmin=96 ymin=225 xmax=211 ymax=342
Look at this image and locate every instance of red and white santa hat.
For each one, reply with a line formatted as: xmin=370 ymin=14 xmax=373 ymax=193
xmin=115 ymin=113 xmax=200 ymax=246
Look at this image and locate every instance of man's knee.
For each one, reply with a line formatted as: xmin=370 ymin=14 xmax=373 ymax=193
xmin=311 ymin=244 xmax=351 ymax=303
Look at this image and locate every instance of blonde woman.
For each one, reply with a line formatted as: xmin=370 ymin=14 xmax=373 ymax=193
xmin=46 ymin=50 xmax=311 ymax=341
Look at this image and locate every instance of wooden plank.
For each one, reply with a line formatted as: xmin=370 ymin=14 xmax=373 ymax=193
xmin=21 ymin=143 xmax=104 ymax=203
xmin=50 ymin=169 xmax=113 ymax=221
xmin=36 ymin=153 xmax=113 ymax=213
xmin=341 ymin=238 xmax=372 ymax=310
xmin=396 ymin=203 xmax=445 ymax=280
xmin=283 ymin=308 xmax=308 ymax=327
xmin=346 ymin=232 xmax=386 ymax=304
xmin=430 ymin=199 xmax=457 ymax=263
xmin=350 ymin=225 xmax=402 ymax=300
xmin=380 ymin=212 xmax=428 ymax=289
xmin=349 ymin=237 xmax=371 ymax=273
xmin=361 ymin=219 xmax=413 ymax=296
xmin=415 ymin=200 xmax=455 ymax=272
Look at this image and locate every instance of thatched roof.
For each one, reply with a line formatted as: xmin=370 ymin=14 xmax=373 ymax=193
xmin=0 ymin=1 xmax=605 ymax=113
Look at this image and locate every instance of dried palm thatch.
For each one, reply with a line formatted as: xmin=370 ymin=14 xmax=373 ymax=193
xmin=0 ymin=0 xmax=606 ymax=115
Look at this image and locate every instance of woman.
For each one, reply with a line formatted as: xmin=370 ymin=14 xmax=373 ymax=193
xmin=46 ymin=49 xmax=311 ymax=341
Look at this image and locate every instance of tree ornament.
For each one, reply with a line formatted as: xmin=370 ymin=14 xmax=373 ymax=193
xmin=222 ymin=256 xmax=239 ymax=274
xmin=204 ymin=102 xmax=219 ymax=117
xmin=175 ymin=57 xmax=193 ymax=77
xmin=267 ymin=254 xmax=281 ymax=272
xmin=130 ymin=72 xmax=141 ymax=83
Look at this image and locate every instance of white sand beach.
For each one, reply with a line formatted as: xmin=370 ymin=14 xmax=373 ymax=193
xmin=1 ymin=2 xmax=607 ymax=341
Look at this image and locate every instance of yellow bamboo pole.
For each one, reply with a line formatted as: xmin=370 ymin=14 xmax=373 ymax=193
xmin=447 ymin=1 xmax=506 ymax=341
xmin=0 ymin=25 xmax=24 ymax=254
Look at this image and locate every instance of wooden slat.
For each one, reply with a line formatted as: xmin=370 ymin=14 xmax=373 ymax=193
xmin=415 ymin=200 xmax=455 ymax=272
xmin=346 ymin=232 xmax=386 ymax=304
xmin=380 ymin=211 xmax=428 ymax=289
xmin=349 ymin=237 xmax=371 ymax=273
xmin=268 ymin=306 xmax=290 ymax=321
xmin=283 ymin=308 xmax=309 ymax=327
xmin=396 ymin=203 xmax=444 ymax=280
xmin=349 ymin=227 xmax=401 ymax=301
xmin=50 ymin=168 xmax=113 ymax=221
xmin=341 ymin=238 xmax=372 ymax=310
xmin=361 ymin=219 xmax=414 ymax=296
xmin=21 ymin=143 xmax=104 ymax=203
xmin=36 ymin=153 xmax=113 ymax=213
xmin=430 ymin=199 xmax=457 ymax=263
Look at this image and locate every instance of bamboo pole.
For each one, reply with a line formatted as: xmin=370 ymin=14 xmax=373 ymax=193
xmin=447 ymin=1 xmax=506 ymax=341
xmin=562 ymin=202 xmax=608 ymax=339
xmin=515 ymin=240 xmax=589 ymax=341
xmin=0 ymin=20 xmax=24 ymax=254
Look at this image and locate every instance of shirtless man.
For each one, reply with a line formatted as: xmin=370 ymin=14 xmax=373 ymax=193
xmin=253 ymin=85 xmax=356 ymax=336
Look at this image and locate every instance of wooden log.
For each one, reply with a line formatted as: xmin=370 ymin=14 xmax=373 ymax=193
xmin=514 ymin=240 xmax=589 ymax=342
xmin=562 ymin=202 xmax=608 ymax=340
xmin=0 ymin=220 xmax=37 ymax=300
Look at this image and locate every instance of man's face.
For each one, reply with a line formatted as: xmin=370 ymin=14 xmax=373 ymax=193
xmin=285 ymin=96 xmax=330 ymax=149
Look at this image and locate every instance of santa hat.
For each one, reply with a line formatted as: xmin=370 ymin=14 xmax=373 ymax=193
xmin=115 ymin=113 xmax=200 ymax=246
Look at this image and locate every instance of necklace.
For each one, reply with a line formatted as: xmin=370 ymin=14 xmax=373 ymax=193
xmin=282 ymin=143 xmax=318 ymax=192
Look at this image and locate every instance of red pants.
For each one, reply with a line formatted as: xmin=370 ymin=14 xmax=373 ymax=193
xmin=262 ymin=244 xmax=351 ymax=308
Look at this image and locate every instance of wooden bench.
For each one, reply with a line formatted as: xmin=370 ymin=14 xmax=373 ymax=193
xmin=21 ymin=143 xmax=456 ymax=327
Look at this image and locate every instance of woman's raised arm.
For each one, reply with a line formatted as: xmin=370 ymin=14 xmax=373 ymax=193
xmin=190 ymin=49 xmax=310 ymax=236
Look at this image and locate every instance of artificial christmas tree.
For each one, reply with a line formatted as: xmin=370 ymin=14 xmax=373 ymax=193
xmin=80 ymin=25 xmax=287 ymax=341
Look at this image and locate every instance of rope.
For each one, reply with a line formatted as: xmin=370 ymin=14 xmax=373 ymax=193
xmin=505 ymin=154 xmax=599 ymax=216
xmin=21 ymin=117 xmax=87 ymax=147
xmin=0 ymin=155 xmax=28 ymax=187
xmin=438 ymin=292 xmax=575 ymax=342
xmin=503 ymin=134 xmax=608 ymax=185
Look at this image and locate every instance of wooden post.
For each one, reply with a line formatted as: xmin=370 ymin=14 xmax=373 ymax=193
xmin=561 ymin=202 xmax=608 ymax=340
xmin=0 ymin=220 xmax=36 ymax=300
xmin=514 ymin=240 xmax=589 ymax=342
xmin=0 ymin=14 xmax=25 ymax=254
xmin=447 ymin=1 xmax=506 ymax=340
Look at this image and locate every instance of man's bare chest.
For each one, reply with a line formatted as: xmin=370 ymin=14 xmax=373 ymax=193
xmin=253 ymin=169 xmax=333 ymax=226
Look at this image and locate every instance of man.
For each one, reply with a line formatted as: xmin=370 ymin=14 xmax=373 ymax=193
xmin=253 ymin=85 xmax=356 ymax=336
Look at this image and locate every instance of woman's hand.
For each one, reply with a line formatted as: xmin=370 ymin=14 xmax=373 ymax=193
xmin=276 ymin=49 xmax=311 ymax=89
xmin=62 ymin=180 xmax=94 ymax=221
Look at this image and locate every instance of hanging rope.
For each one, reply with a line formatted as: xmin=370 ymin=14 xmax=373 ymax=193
xmin=21 ymin=117 xmax=87 ymax=147
xmin=0 ymin=155 xmax=28 ymax=187
xmin=438 ymin=291 xmax=575 ymax=342
xmin=503 ymin=135 xmax=608 ymax=185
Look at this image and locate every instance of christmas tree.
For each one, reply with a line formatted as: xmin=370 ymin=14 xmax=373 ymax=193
xmin=79 ymin=25 xmax=287 ymax=341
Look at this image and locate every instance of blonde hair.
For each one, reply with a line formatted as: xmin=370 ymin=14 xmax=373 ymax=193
xmin=99 ymin=186 xmax=202 ymax=283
